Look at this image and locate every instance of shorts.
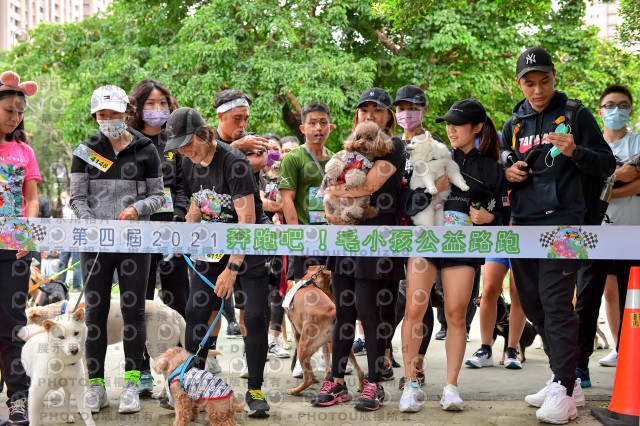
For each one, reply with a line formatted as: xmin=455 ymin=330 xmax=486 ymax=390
xmin=607 ymin=260 xmax=617 ymax=276
xmin=289 ymin=255 xmax=327 ymax=280
xmin=426 ymin=257 xmax=484 ymax=269
xmin=485 ymin=257 xmax=511 ymax=268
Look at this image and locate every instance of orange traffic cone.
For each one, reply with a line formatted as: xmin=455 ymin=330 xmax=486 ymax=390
xmin=592 ymin=266 xmax=640 ymax=425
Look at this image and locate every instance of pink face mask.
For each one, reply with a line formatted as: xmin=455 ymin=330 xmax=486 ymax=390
xmin=396 ymin=110 xmax=423 ymax=131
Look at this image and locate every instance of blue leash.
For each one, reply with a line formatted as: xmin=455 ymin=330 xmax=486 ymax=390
xmin=167 ymin=255 xmax=225 ymax=391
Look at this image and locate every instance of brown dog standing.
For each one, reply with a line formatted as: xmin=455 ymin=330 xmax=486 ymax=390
xmin=286 ymin=265 xmax=364 ymax=394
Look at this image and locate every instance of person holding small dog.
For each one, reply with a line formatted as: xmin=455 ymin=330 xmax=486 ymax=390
xmin=0 ymin=70 xmax=40 ymax=426
xmin=399 ymin=99 xmax=509 ymax=413
xmin=128 ymin=78 xmax=191 ymax=397
xmin=312 ymin=88 xmax=405 ymax=412
xmin=70 ymin=85 xmax=165 ymax=415
xmin=165 ymin=107 xmax=272 ymax=418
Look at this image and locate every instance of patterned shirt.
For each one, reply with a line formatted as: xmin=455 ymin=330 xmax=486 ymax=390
xmin=170 ymin=368 xmax=233 ymax=401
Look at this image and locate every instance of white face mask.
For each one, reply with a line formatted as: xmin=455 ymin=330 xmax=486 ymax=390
xmin=97 ymin=118 xmax=127 ymax=139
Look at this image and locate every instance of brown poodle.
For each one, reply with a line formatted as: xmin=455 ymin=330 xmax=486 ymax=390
xmin=153 ymin=347 xmax=244 ymax=426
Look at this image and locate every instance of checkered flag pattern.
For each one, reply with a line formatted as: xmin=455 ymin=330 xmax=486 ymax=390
xmin=539 ymin=230 xmax=556 ymax=248
xmin=582 ymin=230 xmax=598 ymax=249
xmin=28 ymin=221 xmax=47 ymax=241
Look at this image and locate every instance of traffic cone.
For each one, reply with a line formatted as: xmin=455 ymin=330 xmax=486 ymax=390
xmin=592 ymin=266 xmax=640 ymax=426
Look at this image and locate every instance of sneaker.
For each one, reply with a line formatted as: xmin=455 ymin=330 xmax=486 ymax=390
xmin=268 ymin=340 xmax=291 ymax=358
xmin=526 ymin=377 xmax=585 ymax=408
xmin=206 ymin=355 xmax=222 ymax=374
xmin=317 ymin=355 xmax=353 ymax=374
xmin=7 ymin=397 xmax=28 ymax=425
xmin=240 ymin=354 xmax=249 ymax=378
xmin=226 ymin=321 xmax=242 ymax=338
xmin=381 ymin=365 xmax=394 ymax=381
xmin=353 ymin=337 xmax=366 ymax=355
xmin=504 ymin=347 xmax=522 ymax=370
xmin=435 ymin=327 xmax=447 ymax=340
xmin=138 ymin=369 xmax=154 ymax=397
xmin=535 ymin=382 xmax=578 ymax=424
xmin=311 ymin=380 xmax=349 ymax=406
xmin=292 ymin=358 xmax=303 ymax=378
xmin=245 ymin=390 xmax=270 ymax=418
xmin=466 ymin=333 xmax=470 ymax=342
xmin=354 ymin=381 xmax=385 ymax=411
xmin=576 ymin=367 xmax=591 ymax=388
xmin=399 ymin=380 xmax=425 ymax=413
xmin=440 ymin=384 xmax=464 ymax=411
xmin=416 ymin=368 xmax=425 ymax=386
xmin=598 ymin=348 xmax=617 ymax=367
xmin=159 ymin=397 xmax=174 ymax=410
xmin=86 ymin=382 xmax=109 ymax=413
xmin=118 ymin=380 xmax=140 ymax=414
xmin=70 ymin=287 xmax=82 ymax=293
xmin=465 ymin=347 xmax=493 ymax=368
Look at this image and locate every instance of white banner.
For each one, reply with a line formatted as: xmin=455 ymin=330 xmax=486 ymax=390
xmin=2 ymin=217 xmax=639 ymax=260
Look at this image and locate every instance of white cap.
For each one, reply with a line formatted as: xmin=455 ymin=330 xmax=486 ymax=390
xmin=90 ymin=85 xmax=129 ymax=114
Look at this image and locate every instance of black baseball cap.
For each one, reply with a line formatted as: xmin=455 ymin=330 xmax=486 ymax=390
xmin=435 ymin=99 xmax=487 ymax=125
xmin=394 ymin=85 xmax=426 ymax=106
xmin=516 ymin=46 xmax=555 ymax=80
xmin=357 ymin=87 xmax=393 ymax=109
xmin=164 ymin=107 xmax=207 ymax=152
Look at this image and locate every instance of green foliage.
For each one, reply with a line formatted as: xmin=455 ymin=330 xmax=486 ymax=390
xmin=618 ymin=0 xmax=640 ymax=47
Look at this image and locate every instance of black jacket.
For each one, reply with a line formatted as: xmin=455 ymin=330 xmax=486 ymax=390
xmin=500 ymin=90 xmax=615 ymax=225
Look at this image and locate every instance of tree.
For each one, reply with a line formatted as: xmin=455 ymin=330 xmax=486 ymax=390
xmin=618 ymin=0 xmax=640 ymax=47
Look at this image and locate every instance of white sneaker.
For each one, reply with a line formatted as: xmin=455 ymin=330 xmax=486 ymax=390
xmin=86 ymin=382 xmax=109 ymax=414
xmin=504 ymin=348 xmax=522 ymax=370
xmin=526 ymin=376 xmax=585 ymax=408
xmin=573 ymin=379 xmax=585 ymax=407
xmin=118 ymin=380 xmax=140 ymax=414
xmin=317 ymin=355 xmax=353 ymax=374
xmin=240 ymin=354 xmax=249 ymax=378
xmin=206 ymin=355 xmax=222 ymax=374
xmin=440 ymin=384 xmax=464 ymax=411
xmin=268 ymin=340 xmax=291 ymax=358
xmin=292 ymin=358 xmax=303 ymax=378
xmin=535 ymin=382 xmax=578 ymax=424
xmin=345 ymin=361 xmax=354 ymax=374
xmin=399 ymin=380 xmax=425 ymax=413
xmin=465 ymin=347 xmax=493 ymax=368
xmin=598 ymin=348 xmax=617 ymax=367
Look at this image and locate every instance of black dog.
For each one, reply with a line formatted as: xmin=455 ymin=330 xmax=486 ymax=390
xmin=475 ymin=293 xmax=537 ymax=364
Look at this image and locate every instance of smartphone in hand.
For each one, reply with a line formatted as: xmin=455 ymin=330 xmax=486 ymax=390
xmin=519 ymin=148 xmax=542 ymax=172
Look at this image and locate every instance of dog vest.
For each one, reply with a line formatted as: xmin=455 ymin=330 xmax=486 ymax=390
xmin=336 ymin=153 xmax=373 ymax=184
xmin=168 ymin=368 xmax=233 ymax=403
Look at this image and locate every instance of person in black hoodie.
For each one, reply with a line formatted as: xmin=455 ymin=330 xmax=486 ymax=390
xmin=128 ymin=79 xmax=190 ymax=397
xmin=70 ymin=85 xmax=165 ymax=415
xmin=399 ymin=99 xmax=508 ymax=413
xmin=500 ymin=47 xmax=615 ymax=424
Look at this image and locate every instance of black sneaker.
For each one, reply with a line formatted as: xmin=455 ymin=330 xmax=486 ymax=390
xmin=8 ymin=397 xmax=28 ymax=425
xmin=398 ymin=376 xmax=406 ymax=390
xmin=435 ymin=326 xmax=447 ymax=340
xmin=381 ymin=365 xmax=394 ymax=381
xmin=311 ymin=380 xmax=349 ymax=407
xmin=354 ymin=381 xmax=385 ymax=411
xmin=352 ymin=338 xmax=366 ymax=355
xmin=226 ymin=321 xmax=242 ymax=338
xmin=245 ymin=390 xmax=270 ymax=418
xmin=159 ymin=397 xmax=174 ymax=410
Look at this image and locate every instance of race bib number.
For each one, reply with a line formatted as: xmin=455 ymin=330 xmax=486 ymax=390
xmin=309 ymin=187 xmax=324 ymax=211
xmin=156 ymin=188 xmax=174 ymax=213
xmin=191 ymin=253 xmax=224 ymax=263
xmin=444 ymin=211 xmax=472 ymax=226
xmin=309 ymin=211 xmax=327 ymax=224
xmin=73 ymin=144 xmax=113 ymax=172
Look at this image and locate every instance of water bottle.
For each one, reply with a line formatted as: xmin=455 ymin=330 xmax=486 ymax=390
xmin=600 ymin=174 xmax=616 ymax=203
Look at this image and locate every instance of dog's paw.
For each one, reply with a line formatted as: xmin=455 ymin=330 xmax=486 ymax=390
xmin=460 ymin=184 xmax=470 ymax=191
xmin=282 ymin=342 xmax=291 ymax=350
xmin=66 ymin=413 xmax=75 ymax=423
xmin=428 ymin=186 xmax=438 ymax=195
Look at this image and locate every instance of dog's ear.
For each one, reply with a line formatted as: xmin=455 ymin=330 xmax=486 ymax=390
xmin=42 ymin=319 xmax=56 ymax=333
xmin=72 ymin=308 xmax=85 ymax=323
xmin=27 ymin=309 xmax=40 ymax=321
xmin=372 ymin=130 xmax=393 ymax=157
xmin=344 ymin=131 xmax=357 ymax=152
xmin=153 ymin=353 xmax=169 ymax=374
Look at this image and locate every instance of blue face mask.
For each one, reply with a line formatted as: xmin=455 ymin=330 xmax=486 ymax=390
xmin=603 ymin=107 xmax=631 ymax=130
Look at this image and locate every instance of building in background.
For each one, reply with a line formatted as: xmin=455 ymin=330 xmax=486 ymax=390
xmin=585 ymin=0 xmax=619 ymax=41
xmin=0 ymin=0 xmax=111 ymax=51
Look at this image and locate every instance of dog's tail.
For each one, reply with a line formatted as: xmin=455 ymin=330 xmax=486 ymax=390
xmin=176 ymin=315 xmax=186 ymax=348
xmin=18 ymin=324 xmax=44 ymax=341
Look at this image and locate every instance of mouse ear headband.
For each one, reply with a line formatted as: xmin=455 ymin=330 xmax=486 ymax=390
xmin=0 ymin=71 xmax=38 ymax=97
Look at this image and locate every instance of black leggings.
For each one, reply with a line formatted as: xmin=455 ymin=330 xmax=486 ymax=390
xmin=185 ymin=260 xmax=269 ymax=390
xmin=82 ymin=252 xmax=150 ymax=378
xmin=268 ymin=282 xmax=284 ymax=332
xmin=0 ymin=251 xmax=31 ymax=403
xmin=331 ymin=274 xmax=398 ymax=383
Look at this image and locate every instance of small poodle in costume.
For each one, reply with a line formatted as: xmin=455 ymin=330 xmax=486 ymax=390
xmin=322 ymin=121 xmax=394 ymax=224
xmin=406 ymin=132 xmax=469 ymax=226
xmin=153 ymin=347 xmax=244 ymax=426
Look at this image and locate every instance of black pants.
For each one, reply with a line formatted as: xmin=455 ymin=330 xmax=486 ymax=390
xmin=267 ymin=282 xmax=284 ymax=332
xmin=185 ymin=259 xmax=269 ymax=390
xmin=436 ymin=267 xmax=481 ymax=333
xmin=144 ymin=254 xmax=189 ymax=318
xmin=0 ymin=251 xmax=31 ymax=404
xmin=331 ymin=274 xmax=398 ymax=383
xmin=511 ymin=258 xmax=580 ymax=395
xmin=576 ymin=259 xmax=609 ymax=370
xmin=82 ymin=252 xmax=150 ymax=378
xmin=394 ymin=279 xmax=433 ymax=355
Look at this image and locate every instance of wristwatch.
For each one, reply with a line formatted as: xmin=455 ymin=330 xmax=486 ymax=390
xmin=226 ymin=262 xmax=241 ymax=272
xmin=571 ymin=145 xmax=585 ymax=162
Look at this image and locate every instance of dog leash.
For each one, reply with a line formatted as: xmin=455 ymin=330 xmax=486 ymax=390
xmin=285 ymin=265 xmax=326 ymax=336
xmin=71 ymin=252 xmax=100 ymax=314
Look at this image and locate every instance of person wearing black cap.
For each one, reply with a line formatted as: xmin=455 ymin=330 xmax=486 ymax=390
xmin=398 ymin=99 xmax=508 ymax=413
xmin=311 ymin=88 xmax=405 ymax=412
xmin=500 ymin=46 xmax=615 ymax=424
xmin=164 ymin=107 xmax=271 ymax=418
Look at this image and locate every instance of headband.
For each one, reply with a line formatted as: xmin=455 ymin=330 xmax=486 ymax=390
xmin=0 ymin=71 xmax=38 ymax=97
xmin=216 ymin=98 xmax=250 ymax=114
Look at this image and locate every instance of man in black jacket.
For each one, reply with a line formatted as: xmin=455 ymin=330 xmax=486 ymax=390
xmin=500 ymin=46 xmax=615 ymax=424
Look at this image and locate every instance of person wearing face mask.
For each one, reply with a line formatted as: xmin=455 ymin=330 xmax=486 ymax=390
xmin=70 ymin=85 xmax=165 ymax=415
xmin=128 ymin=78 xmax=191 ymax=398
xmin=573 ymin=85 xmax=640 ymax=385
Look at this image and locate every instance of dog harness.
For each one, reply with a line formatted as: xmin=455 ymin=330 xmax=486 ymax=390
xmin=168 ymin=367 xmax=233 ymax=402
xmin=335 ymin=153 xmax=373 ymax=184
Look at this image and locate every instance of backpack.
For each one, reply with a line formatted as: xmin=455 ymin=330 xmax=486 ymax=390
xmin=511 ymin=99 xmax=608 ymax=225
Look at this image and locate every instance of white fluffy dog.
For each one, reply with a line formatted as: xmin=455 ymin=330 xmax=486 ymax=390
xmin=21 ymin=308 xmax=95 ymax=425
xmin=406 ymin=133 xmax=469 ymax=226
